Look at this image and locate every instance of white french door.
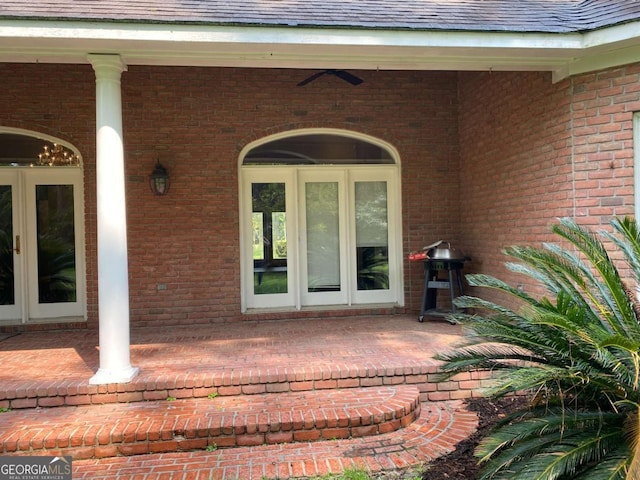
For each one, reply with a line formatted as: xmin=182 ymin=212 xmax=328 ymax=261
xmin=241 ymin=166 xmax=402 ymax=311
xmin=0 ymin=172 xmax=21 ymax=322
xmin=0 ymin=168 xmax=85 ymax=325
xmin=299 ymin=170 xmax=349 ymax=306
xmin=349 ymin=169 xmax=400 ymax=305
xmin=242 ymin=169 xmax=297 ymax=310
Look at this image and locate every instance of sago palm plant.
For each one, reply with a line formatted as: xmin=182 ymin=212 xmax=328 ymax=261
xmin=437 ymin=217 xmax=640 ymax=480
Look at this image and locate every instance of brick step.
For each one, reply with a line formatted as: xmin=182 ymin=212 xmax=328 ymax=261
xmin=72 ymin=400 xmax=480 ymax=480
xmin=0 ymin=361 xmax=484 ymax=410
xmin=0 ymin=385 xmax=421 ymax=460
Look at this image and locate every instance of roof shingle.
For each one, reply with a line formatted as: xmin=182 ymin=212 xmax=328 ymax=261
xmin=0 ymin=0 xmax=639 ymax=33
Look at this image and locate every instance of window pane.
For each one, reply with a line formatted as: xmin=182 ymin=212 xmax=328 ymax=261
xmin=271 ymin=212 xmax=287 ymax=260
xmin=252 ymin=183 xmax=288 ymax=295
xmin=355 ymin=181 xmax=389 ymax=290
xmin=252 ymin=212 xmax=264 ymax=260
xmin=306 ymin=182 xmax=340 ymax=292
xmin=0 ymin=185 xmax=15 ymax=305
xmin=36 ymin=185 xmax=77 ymax=303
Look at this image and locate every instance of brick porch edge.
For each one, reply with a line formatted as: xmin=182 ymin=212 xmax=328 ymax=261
xmin=0 ymin=364 xmax=495 ymax=410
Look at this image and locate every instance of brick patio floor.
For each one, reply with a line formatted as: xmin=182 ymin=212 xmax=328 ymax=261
xmin=0 ymin=315 xmax=480 ymax=479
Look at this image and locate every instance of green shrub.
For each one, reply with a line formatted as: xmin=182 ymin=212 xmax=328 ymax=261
xmin=437 ymin=217 xmax=640 ymax=479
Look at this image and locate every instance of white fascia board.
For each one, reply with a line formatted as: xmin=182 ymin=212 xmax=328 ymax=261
xmin=553 ymin=43 xmax=640 ymax=82
xmin=581 ymin=21 xmax=640 ymax=50
xmin=551 ymin=23 xmax=640 ymax=82
xmin=0 ymin=19 xmax=584 ymax=70
xmin=0 ymin=19 xmax=639 ymax=79
xmin=0 ymin=20 xmax=586 ymax=50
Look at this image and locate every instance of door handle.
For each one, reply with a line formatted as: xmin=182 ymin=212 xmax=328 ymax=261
xmin=14 ymin=235 xmax=20 ymax=255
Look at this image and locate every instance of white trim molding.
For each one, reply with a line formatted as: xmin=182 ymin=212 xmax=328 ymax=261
xmin=0 ymin=19 xmax=640 ymax=81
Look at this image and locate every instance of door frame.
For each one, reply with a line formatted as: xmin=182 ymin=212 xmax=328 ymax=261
xmin=239 ymin=129 xmax=404 ymax=313
xmin=240 ymin=168 xmax=299 ymax=311
xmin=0 ymin=167 xmax=86 ymax=325
xmin=348 ymin=167 xmax=402 ymax=305
xmin=298 ymin=169 xmax=350 ymax=307
xmin=0 ymin=171 xmax=23 ymax=323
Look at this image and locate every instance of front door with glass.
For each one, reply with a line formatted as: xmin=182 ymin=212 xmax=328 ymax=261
xmin=0 ymin=168 xmax=85 ymax=325
xmin=299 ymin=171 xmax=348 ymax=306
xmin=244 ymin=170 xmax=297 ymax=309
xmin=0 ymin=173 xmax=21 ymax=322
xmin=351 ymin=173 xmax=397 ymax=304
xmin=242 ymin=167 xmax=401 ymax=310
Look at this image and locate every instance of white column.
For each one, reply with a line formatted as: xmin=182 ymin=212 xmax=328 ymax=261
xmin=88 ymin=54 xmax=139 ymax=385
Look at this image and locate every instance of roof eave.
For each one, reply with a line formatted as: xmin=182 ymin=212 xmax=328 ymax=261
xmin=0 ymin=19 xmax=639 ymax=81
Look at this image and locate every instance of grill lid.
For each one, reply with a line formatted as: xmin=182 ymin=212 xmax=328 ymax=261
xmin=423 ymin=241 xmax=463 ymax=260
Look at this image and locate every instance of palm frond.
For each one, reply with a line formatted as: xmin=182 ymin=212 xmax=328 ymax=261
xmin=552 ymin=218 xmax=638 ymax=338
xmin=582 ymin=454 xmax=629 ymax=480
xmin=610 ymin=217 xmax=640 ymax=283
xmin=515 ymin=431 xmax=626 ymax=480
xmin=478 ymin=410 xmax=626 ymax=479
xmin=505 ymin=245 xmax=603 ymax=323
xmin=437 ymin=217 xmax=640 ymax=480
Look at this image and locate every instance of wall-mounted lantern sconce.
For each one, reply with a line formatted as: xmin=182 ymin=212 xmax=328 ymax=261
xmin=149 ymin=160 xmax=169 ymax=196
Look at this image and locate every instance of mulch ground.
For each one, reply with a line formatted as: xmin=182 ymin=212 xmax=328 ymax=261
xmin=419 ymin=396 xmax=527 ymax=480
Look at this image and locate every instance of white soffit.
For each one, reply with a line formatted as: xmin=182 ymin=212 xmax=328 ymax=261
xmin=0 ymin=19 xmax=639 ymax=80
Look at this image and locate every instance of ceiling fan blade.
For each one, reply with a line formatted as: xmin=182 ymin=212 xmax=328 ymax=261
xmin=296 ymin=71 xmax=328 ymax=86
xmin=330 ymin=70 xmax=363 ymax=85
xmin=297 ymin=69 xmax=364 ymax=86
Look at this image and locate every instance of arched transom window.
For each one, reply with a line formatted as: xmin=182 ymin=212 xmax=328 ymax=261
xmin=243 ymin=133 xmax=394 ymax=165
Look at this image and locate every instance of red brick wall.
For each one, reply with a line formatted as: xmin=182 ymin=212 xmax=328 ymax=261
xmin=570 ymin=66 xmax=638 ymax=224
xmin=457 ymin=66 xmax=637 ymax=302
xmin=121 ymin=66 xmax=460 ymax=326
xmin=3 ymin=62 xmax=639 ymax=328
xmin=0 ymin=64 xmax=460 ymax=327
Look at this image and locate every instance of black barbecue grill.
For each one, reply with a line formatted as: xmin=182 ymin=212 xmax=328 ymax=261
xmin=416 ymin=241 xmax=468 ymax=324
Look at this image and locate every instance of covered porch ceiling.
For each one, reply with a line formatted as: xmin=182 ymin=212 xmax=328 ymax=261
xmin=2 ymin=18 xmax=640 ymax=82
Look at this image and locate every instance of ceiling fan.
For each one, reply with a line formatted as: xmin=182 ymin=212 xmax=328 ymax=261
xmin=297 ymin=69 xmax=363 ymax=87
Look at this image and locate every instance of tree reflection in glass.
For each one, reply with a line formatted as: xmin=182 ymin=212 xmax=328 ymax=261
xmin=355 ymin=181 xmax=389 ymax=290
xmin=36 ymin=185 xmax=77 ymax=303
xmin=0 ymin=186 xmax=14 ymax=305
xmin=252 ymin=183 xmax=287 ymax=294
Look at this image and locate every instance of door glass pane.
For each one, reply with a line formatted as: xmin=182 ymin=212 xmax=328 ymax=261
xmin=36 ymin=185 xmax=77 ymax=303
xmin=252 ymin=183 xmax=287 ymax=294
xmin=252 ymin=212 xmax=264 ymax=260
xmin=306 ymin=182 xmax=340 ymax=292
xmin=355 ymin=181 xmax=389 ymax=290
xmin=0 ymin=185 xmax=15 ymax=305
xmin=272 ymin=212 xmax=287 ymax=260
